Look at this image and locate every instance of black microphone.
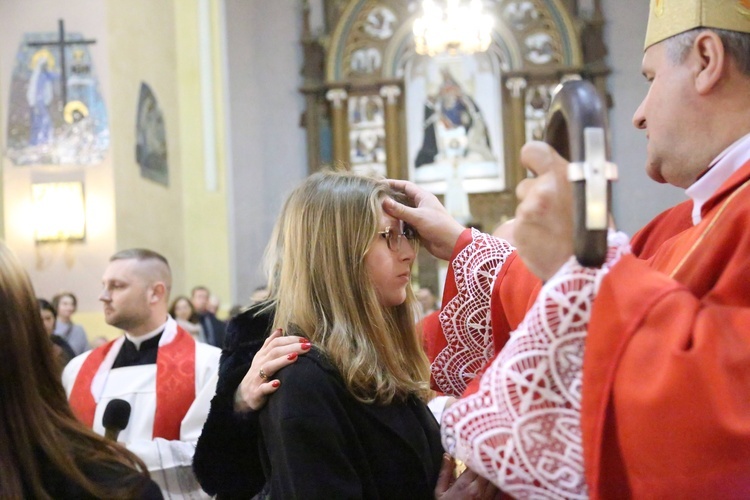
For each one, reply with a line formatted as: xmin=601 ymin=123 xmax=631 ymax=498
xmin=102 ymin=398 xmax=131 ymax=441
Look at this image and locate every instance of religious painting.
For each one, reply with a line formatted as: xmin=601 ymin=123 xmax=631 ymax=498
xmin=348 ymin=94 xmax=386 ymax=177
xmin=405 ymin=53 xmax=505 ymax=194
xmin=525 ymin=83 xmax=557 ymax=142
xmin=135 ymin=82 xmax=168 ymax=186
xmin=5 ymin=23 xmax=109 ymax=166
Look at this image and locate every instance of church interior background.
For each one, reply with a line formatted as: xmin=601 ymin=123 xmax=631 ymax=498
xmin=0 ymin=0 xmax=685 ymax=338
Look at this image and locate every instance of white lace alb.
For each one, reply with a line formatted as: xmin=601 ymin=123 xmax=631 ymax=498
xmin=440 ymin=231 xmax=631 ymax=499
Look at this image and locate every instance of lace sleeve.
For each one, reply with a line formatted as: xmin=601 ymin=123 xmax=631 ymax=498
xmin=433 ymin=228 xmax=515 ymax=397
xmin=441 ymin=231 xmax=631 ymax=499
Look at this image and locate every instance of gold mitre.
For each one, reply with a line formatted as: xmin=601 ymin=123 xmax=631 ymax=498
xmin=645 ymin=0 xmax=750 ymax=49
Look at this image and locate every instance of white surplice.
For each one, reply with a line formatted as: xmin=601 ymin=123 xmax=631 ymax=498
xmin=62 ymin=316 xmax=221 ymax=499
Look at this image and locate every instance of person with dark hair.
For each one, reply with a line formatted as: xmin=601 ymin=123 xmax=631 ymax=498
xmin=0 ymin=241 xmax=161 ymax=499
xmin=39 ymin=297 xmax=76 ymax=372
xmin=169 ymin=295 xmax=205 ymax=342
xmin=191 ymin=285 xmax=226 ymax=348
xmin=62 ymin=248 xmax=221 ymax=498
xmin=386 ymin=1 xmax=750 ymax=496
xmin=52 ymin=291 xmax=91 ymax=356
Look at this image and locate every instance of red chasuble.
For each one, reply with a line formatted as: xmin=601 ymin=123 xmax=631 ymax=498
xmin=432 ymin=159 xmax=750 ymax=497
xmin=69 ymin=326 xmax=196 ymax=440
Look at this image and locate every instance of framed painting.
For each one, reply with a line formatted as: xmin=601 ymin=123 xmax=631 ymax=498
xmin=404 ymin=52 xmax=505 ymax=194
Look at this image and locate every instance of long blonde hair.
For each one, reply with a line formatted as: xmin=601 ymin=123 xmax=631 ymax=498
xmin=264 ymin=171 xmax=431 ymax=405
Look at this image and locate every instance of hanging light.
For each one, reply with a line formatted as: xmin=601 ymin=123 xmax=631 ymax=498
xmin=413 ymin=0 xmax=494 ymax=56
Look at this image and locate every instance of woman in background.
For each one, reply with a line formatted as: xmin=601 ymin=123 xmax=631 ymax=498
xmin=52 ymin=291 xmax=91 ymax=355
xmin=169 ymin=295 xmax=206 ymax=342
xmin=0 ymin=242 xmax=161 ymax=499
xmin=39 ymin=298 xmax=75 ymax=372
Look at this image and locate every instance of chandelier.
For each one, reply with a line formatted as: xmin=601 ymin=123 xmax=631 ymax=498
xmin=413 ymin=0 xmax=494 ymax=57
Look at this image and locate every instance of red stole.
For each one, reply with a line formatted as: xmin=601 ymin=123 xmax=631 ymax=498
xmin=69 ymin=326 xmax=196 ymax=440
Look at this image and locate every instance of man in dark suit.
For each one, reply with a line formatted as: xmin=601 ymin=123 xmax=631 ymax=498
xmin=191 ymin=285 xmax=226 ymax=348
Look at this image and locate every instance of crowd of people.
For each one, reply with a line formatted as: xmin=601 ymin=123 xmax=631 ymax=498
xmin=4 ymin=2 xmax=750 ymax=498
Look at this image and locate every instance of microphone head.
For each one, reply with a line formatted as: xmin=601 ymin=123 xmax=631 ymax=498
xmin=102 ymin=399 xmax=131 ymax=431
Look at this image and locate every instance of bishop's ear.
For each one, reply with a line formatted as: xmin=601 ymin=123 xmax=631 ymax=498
xmin=693 ymin=31 xmax=726 ymax=95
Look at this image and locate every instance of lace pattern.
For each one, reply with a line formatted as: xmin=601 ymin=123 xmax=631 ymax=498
xmin=441 ymin=231 xmax=631 ymax=499
xmin=432 ymin=229 xmax=515 ymax=397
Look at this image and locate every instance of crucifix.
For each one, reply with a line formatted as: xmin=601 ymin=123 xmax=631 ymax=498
xmin=27 ymin=19 xmax=96 ymax=109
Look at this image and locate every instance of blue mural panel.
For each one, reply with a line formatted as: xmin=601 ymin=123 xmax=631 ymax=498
xmin=6 ymin=24 xmax=109 ymax=166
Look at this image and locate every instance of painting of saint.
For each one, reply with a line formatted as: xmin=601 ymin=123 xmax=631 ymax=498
xmin=135 ymin=82 xmax=168 ymax=186
xmin=405 ymin=53 xmax=505 ymax=194
xmin=5 ymin=28 xmax=109 ymax=166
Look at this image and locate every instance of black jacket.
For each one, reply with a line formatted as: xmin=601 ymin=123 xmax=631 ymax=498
xmin=259 ymin=349 xmax=443 ymax=499
xmin=193 ymin=304 xmax=444 ymax=499
xmin=199 ymin=311 xmax=227 ymax=348
xmin=193 ymin=302 xmax=275 ymax=498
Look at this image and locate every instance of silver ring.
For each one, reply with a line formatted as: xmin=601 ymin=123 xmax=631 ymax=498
xmin=259 ymin=367 xmax=270 ymax=381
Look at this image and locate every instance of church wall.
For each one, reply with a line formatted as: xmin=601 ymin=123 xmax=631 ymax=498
xmin=104 ymin=0 xmax=233 ymax=315
xmin=603 ymin=0 xmax=686 ymax=234
xmin=105 ymin=0 xmax=188 ymax=299
xmin=0 ymin=0 xmax=235 ymax=339
xmin=224 ymin=0 xmax=308 ymax=304
xmin=0 ymin=0 xmax=119 ymax=338
xmin=172 ymin=0 xmax=232 ymax=311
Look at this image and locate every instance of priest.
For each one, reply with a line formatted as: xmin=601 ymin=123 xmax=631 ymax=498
xmin=386 ymin=0 xmax=750 ymax=497
xmin=63 ymin=248 xmax=221 ymax=498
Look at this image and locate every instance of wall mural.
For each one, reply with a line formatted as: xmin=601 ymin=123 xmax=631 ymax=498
xmin=135 ymin=82 xmax=168 ymax=186
xmin=406 ymin=53 xmax=505 ymax=194
xmin=5 ymin=20 xmax=109 ymax=166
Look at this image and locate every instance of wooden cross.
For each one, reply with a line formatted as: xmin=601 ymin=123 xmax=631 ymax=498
xmin=27 ymin=19 xmax=96 ymax=108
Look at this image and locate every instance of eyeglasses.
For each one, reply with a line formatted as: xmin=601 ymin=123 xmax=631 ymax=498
xmin=378 ymin=220 xmax=419 ymax=252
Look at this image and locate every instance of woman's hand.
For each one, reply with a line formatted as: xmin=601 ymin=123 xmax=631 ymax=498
xmin=233 ymin=329 xmax=311 ymax=412
xmin=435 ymin=454 xmax=501 ymax=499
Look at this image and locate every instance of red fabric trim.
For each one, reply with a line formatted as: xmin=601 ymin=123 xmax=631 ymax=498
xmin=153 ymin=327 xmax=196 ymax=440
xmin=67 ymin=327 xmax=196 ymax=441
xmin=69 ymin=340 xmax=117 ymax=427
xmin=427 ymin=228 xmax=473 ymax=391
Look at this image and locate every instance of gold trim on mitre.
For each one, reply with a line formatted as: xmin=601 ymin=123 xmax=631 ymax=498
xmin=644 ymin=0 xmax=750 ymax=50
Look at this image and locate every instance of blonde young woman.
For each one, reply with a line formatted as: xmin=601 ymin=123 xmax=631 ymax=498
xmin=247 ymin=171 xmax=440 ymax=497
xmin=193 ymin=171 xmax=497 ymax=498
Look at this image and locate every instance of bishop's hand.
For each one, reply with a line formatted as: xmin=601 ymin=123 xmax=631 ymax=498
xmin=384 ymin=179 xmax=466 ymax=261
xmin=514 ymin=141 xmax=575 ymax=281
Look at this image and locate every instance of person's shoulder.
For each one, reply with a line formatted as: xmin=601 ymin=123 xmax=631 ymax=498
xmin=62 ymin=349 xmax=93 ymax=380
xmin=224 ymin=302 xmax=275 ymax=350
xmin=194 ymin=339 xmax=222 ymax=366
xmin=274 ymin=349 xmax=342 ymax=395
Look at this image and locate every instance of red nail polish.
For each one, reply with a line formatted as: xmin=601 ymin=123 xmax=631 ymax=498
xmin=287 ymin=352 xmax=298 ymax=360
xmin=271 ymin=380 xmax=280 ymax=388
xmin=301 ymin=342 xmax=311 ymax=350
xmin=299 ymin=338 xmax=308 ymax=343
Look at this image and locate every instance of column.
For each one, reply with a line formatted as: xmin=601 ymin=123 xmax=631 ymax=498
xmin=379 ymin=85 xmax=402 ymax=179
xmin=505 ymin=76 xmax=528 ymax=193
xmin=326 ymin=88 xmax=350 ymax=167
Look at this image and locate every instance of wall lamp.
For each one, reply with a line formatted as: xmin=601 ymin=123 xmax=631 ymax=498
xmin=31 ymin=181 xmax=86 ymax=242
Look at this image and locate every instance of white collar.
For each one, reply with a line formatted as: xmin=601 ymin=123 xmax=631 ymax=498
xmin=124 ymin=317 xmax=169 ymax=349
xmin=686 ymin=133 xmax=750 ymax=225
